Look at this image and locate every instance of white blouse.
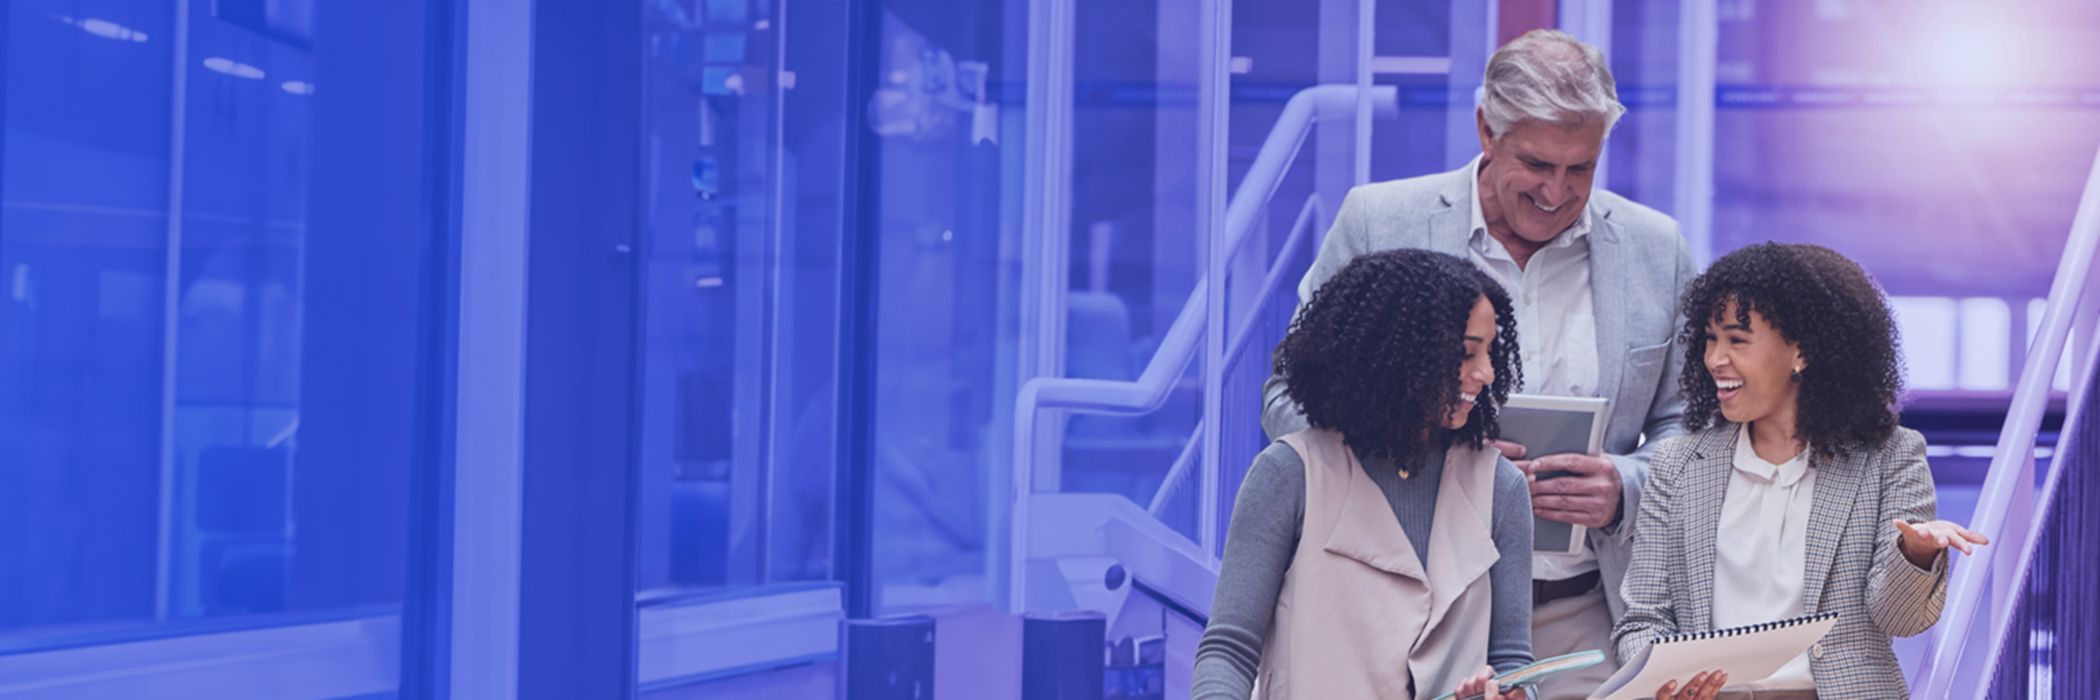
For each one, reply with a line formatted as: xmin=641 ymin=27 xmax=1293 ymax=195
xmin=1712 ymin=422 xmax=1818 ymax=690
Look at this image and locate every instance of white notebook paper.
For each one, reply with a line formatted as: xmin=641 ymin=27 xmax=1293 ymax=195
xmin=1589 ymin=612 xmax=1840 ymax=700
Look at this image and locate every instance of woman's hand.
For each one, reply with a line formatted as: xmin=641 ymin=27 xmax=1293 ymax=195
xmin=1452 ymin=665 xmax=1521 ymax=700
xmin=1894 ymin=519 xmax=1990 ymax=569
xmin=1653 ymin=670 xmax=1726 ymax=700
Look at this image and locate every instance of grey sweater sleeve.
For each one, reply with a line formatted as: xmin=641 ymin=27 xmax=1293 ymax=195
xmin=1487 ymin=455 xmax=1536 ymax=673
xmin=1192 ymin=442 xmax=1304 ymax=700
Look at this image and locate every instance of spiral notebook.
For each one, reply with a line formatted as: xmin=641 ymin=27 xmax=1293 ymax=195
xmin=1588 ymin=612 xmax=1840 ymax=700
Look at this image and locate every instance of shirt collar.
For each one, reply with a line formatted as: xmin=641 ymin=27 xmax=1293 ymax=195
xmin=1465 ymin=155 xmax=1594 ymax=259
xmin=1732 ymin=423 xmax=1812 ymax=487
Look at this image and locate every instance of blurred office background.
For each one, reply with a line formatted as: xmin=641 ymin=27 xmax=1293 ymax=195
xmin=3 ymin=0 xmax=2100 ymax=697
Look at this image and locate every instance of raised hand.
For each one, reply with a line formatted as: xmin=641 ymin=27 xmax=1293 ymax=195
xmin=1894 ymin=519 xmax=1989 ymax=568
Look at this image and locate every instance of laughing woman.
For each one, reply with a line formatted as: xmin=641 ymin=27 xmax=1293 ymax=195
xmin=1192 ymin=249 xmax=1534 ymax=700
xmin=1612 ymin=243 xmax=1988 ymax=700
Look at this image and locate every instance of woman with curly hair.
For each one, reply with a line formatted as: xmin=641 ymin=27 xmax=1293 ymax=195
xmin=1611 ymin=243 xmax=1988 ymax=700
xmin=1192 ymin=249 xmax=1535 ymax=700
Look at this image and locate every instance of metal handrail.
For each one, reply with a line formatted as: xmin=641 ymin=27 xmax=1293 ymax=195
xmin=1973 ymin=321 xmax=2099 ymax=696
xmin=1007 ymin=85 xmax=1395 ymax=612
xmin=1917 ymin=147 xmax=2100 ymax=697
xmin=1225 ymin=196 xmax=1325 ymax=364
xmin=1147 ymin=423 xmax=1205 ymax=517
xmin=1144 ymin=195 xmax=1325 ymax=519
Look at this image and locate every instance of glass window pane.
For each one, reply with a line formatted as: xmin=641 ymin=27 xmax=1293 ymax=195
xmin=0 ymin=2 xmax=450 ymax=693
xmin=1604 ymin=0 xmax=1679 ymax=208
xmin=1369 ymin=0 xmax=1464 ymax=181
xmin=863 ymin=0 xmax=1026 ymax=614
xmin=1054 ymin=0 xmax=1215 ymax=547
xmin=1 ymin=1 xmax=180 ymax=632
xmin=634 ymin=0 xmax=839 ymax=597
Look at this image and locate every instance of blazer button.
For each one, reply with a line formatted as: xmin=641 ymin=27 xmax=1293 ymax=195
xmin=1811 ymin=643 xmax=1824 ymax=660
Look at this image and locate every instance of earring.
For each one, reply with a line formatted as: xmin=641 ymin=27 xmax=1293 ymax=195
xmin=1791 ymin=367 xmax=1803 ymax=383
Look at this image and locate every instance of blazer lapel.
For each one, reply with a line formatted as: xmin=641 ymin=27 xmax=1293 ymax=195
xmin=1682 ymin=427 xmax=1737 ymax=632
xmin=1322 ymin=450 xmax=1429 ymax=582
xmin=1801 ymin=447 xmax=1868 ymax=614
xmin=1424 ymin=168 xmax=1475 ymax=258
xmin=1587 ymin=208 xmax=1633 ymax=403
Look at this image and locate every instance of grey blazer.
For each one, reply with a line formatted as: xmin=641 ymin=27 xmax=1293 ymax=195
xmin=1612 ymin=426 xmax=1949 ymax=698
xmin=1260 ymin=164 xmax=1695 ymax=620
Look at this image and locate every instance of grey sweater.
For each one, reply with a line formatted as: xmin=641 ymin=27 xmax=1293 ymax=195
xmin=1192 ymin=440 xmax=1535 ymax=699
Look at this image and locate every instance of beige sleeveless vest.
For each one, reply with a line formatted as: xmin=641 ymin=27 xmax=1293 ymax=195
xmin=1255 ymin=428 xmax=1502 ymax=700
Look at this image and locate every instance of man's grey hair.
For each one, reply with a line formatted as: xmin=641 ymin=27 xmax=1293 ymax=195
xmin=1479 ymin=29 xmax=1625 ymax=138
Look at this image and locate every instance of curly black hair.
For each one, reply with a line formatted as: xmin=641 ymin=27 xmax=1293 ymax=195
xmin=1273 ymin=249 xmax=1521 ymax=462
xmin=1677 ymin=242 xmax=1904 ymax=457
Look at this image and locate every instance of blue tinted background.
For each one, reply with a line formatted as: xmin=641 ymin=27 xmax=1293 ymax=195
xmin=4 ymin=0 xmax=2098 ymax=698
xmin=2 ymin=0 xmax=445 ymax=633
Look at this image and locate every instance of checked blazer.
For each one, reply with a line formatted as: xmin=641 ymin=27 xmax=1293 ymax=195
xmin=1611 ymin=425 xmax=1949 ymax=698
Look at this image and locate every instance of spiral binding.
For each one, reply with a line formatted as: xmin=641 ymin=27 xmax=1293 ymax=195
xmin=1655 ymin=611 xmax=1840 ymax=644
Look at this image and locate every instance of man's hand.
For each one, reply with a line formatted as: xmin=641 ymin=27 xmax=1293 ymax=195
xmin=1490 ymin=440 xmax=1528 ymax=461
xmin=1519 ymin=452 xmax=1622 ymax=530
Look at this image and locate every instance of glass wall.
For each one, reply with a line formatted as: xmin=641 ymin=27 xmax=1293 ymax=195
xmin=860 ymin=0 xmax=1029 ymax=614
xmin=632 ymin=0 xmax=845 ymax=598
xmin=1366 ymin=0 xmax=1464 ymax=180
xmin=0 ymin=0 xmax=451 ymax=693
xmin=1602 ymin=0 xmax=1680 ymax=209
xmin=629 ymin=0 xmax=855 ymax=690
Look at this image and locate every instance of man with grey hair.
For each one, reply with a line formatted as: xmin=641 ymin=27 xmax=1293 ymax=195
xmin=1258 ymin=29 xmax=1694 ymax=698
